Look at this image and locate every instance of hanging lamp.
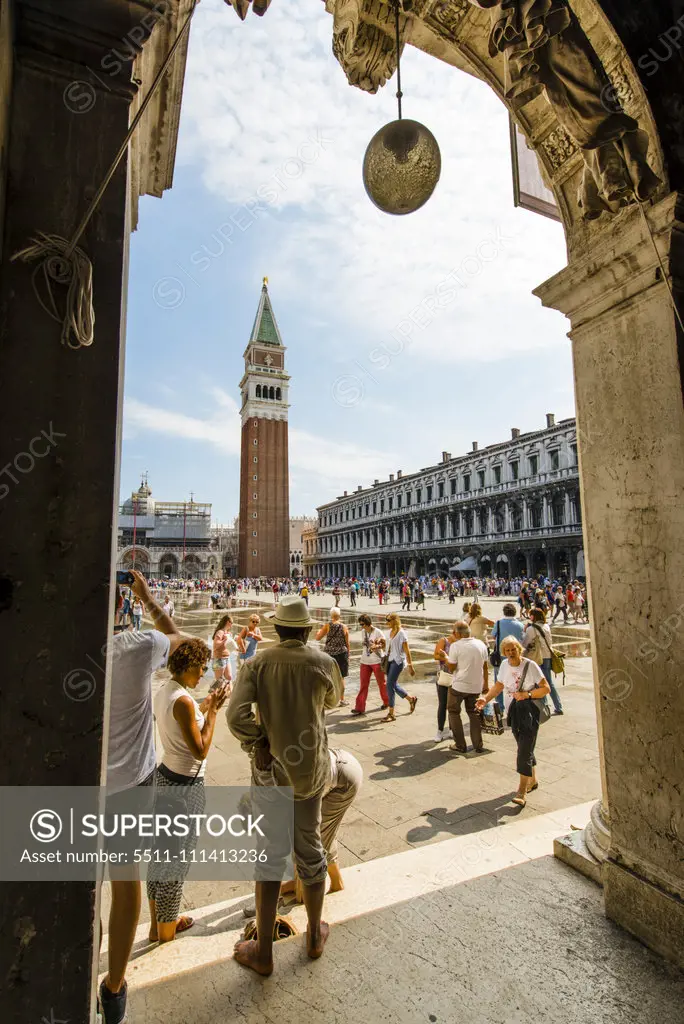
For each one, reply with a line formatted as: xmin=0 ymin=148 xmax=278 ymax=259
xmin=362 ymin=0 xmax=441 ymax=215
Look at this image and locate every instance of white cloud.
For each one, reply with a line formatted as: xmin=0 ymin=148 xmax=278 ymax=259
xmin=176 ymin=0 xmax=569 ymax=365
xmin=124 ymin=389 xmax=395 ymax=496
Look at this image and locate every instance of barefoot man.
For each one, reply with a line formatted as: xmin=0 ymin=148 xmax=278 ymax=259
xmin=226 ymin=595 xmax=342 ymax=974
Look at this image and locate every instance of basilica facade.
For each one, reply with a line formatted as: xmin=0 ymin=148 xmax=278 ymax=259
xmin=312 ymin=415 xmax=583 ymax=580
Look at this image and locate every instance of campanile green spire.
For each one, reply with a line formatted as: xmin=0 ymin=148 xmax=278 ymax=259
xmin=248 ymin=276 xmax=283 ymax=347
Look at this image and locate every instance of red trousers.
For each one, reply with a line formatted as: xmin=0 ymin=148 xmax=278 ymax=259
xmin=355 ymin=663 xmax=389 ymax=712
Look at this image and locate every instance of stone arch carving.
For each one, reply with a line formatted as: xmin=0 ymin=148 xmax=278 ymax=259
xmin=158 ymin=552 xmax=179 ymax=577
xmin=119 ymin=546 xmax=151 ymax=570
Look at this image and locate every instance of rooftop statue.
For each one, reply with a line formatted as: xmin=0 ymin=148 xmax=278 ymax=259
xmin=466 ymin=0 xmax=661 ymax=217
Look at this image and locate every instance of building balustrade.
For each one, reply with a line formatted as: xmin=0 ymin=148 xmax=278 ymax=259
xmin=317 ymin=473 xmax=579 ymax=533
xmin=315 ymin=520 xmax=582 ymax=556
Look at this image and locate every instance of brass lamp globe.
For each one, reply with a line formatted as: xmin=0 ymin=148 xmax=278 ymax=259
xmin=362 ymin=0 xmax=441 ymax=215
xmin=363 ymin=118 xmax=441 ymax=215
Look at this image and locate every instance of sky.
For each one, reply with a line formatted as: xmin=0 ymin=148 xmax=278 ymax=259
xmin=121 ymin=0 xmax=574 ymax=524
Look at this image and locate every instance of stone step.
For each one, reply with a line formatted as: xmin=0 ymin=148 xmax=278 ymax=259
xmin=107 ymin=801 xmax=593 ymax=995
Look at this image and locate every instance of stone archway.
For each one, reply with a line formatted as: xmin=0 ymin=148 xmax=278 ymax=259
xmin=314 ymin=0 xmax=681 ymax=960
xmin=4 ymin=11 xmax=684 ymax=1021
xmin=158 ymin=552 xmax=179 ymax=578
xmin=119 ymin=546 xmax=150 ymax=573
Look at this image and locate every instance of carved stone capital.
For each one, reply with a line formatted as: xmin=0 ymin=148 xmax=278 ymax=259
xmin=325 ymin=0 xmax=410 ymax=93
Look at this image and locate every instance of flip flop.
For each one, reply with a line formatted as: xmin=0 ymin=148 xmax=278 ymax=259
xmin=512 ymin=796 xmax=526 ymax=807
xmin=176 ymin=915 xmax=194 ymax=935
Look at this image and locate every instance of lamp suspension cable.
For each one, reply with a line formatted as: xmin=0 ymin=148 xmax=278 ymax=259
xmin=394 ymin=0 xmax=403 ymax=120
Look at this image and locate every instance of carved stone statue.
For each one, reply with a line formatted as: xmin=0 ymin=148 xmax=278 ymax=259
xmin=466 ymin=0 xmax=661 ymax=217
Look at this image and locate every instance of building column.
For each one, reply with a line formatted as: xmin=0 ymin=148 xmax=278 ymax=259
xmin=0 ymin=1 xmax=157 ymax=1019
xmin=536 ymin=192 xmax=684 ymax=967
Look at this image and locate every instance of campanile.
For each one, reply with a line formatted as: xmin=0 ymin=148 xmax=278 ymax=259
xmin=238 ymin=279 xmax=290 ymax=577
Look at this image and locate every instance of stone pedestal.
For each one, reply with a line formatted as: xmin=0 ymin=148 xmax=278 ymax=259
xmin=537 ymin=193 xmax=684 ymax=969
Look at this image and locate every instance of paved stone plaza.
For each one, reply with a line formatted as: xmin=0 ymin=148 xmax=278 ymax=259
xmin=98 ymin=601 xmax=684 ymax=1021
xmin=101 ymin=598 xmax=595 ymax=927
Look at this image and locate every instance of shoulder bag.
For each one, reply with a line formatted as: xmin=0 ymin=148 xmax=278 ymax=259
xmin=517 ymin=660 xmax=551 ymax=725
xmin=533 ymin=624 xmax=566 ymax=681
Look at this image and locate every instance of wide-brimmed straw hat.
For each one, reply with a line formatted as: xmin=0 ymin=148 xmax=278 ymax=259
xmin=272 ymin=595 xmax=314 ymax=628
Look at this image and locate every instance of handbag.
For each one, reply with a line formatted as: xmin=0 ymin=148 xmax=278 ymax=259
xmin=437 ymin=669 xmax=453 ymax=687
xmin=489 ymin=622 xmax=502 ymax=668
xmin=516 ymin=661 xmax=551 ymax=725
xmin=380 ymin=655 xmax=389 ymax=674
xmin=533 ymin=624 xmax=566 ymax=682
xmin=480 ymin=701 xmax=505 ymax=735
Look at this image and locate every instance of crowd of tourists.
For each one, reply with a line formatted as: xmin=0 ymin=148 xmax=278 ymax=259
xmin=126 ymin=572 xmax=589 ymax=625
xmin=102 ymin=565 xmax=574 ymax=1023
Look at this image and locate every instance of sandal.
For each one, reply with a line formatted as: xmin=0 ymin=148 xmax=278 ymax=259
xmin=512 ymin=795 xmax=527 ymax=807
xmin=176 ymin=915 xmax=194 ymax=935
xmin=528 ymin=782 xmax=539 ymax=792
xmin=380 ymin=710 xmax=396 ymax=722
xmin=408 ymin=696 xmax=418 ymax=714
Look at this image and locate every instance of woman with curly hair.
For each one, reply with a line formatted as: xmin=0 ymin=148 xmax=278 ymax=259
xmin=147 ymin=637 xmax=229 ymax=942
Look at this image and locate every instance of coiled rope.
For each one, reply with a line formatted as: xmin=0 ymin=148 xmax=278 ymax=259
xmin=11 ymin=0 xmax=198 ymax=351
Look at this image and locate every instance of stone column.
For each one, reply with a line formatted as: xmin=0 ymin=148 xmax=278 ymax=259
xmin=0 ymin=1 xmax=158 ymax=1019
xmin=536 ymin=193 xmax=684 ymax=968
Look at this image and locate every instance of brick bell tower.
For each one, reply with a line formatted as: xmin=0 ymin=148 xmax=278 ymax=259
xmin=238 ymin=278 xmax=290 ymax=577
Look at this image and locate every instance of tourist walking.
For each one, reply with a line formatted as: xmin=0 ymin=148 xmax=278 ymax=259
xmin=147 ymin=638 xmax=228 ymax=942
xmin=445 ymin=621 xmax=489 ymax=754
xmin=477 ymin=636 xmax=550 ymax=806
xmin=432 ymin=625 xmax=457 ymax=742
xmin=316 ymin=608 xmax=350 ymax=706
xmin=381 ymin=613 xmax=417 ymax=722
xmin=238 ymin=614 xmax=263 ymax=662
xmin=352 ymin=614 xmax=389 ymax=715
xmin=349 ymin=582 xmax=357 ymax=607
xmin=211 ymin=613 xmax=237 ymax=693
xmin=523 ymin=609 xmax=564 ymax=714
xmin=131 ymin=596 xmax=143 ymax=631
xmin=490 ymin=603 xmax=525 ymax=710
xmin=401 ymin=580 xmax=411 ymax=611
xmin=552 ymin=586 xmax=568 ymax=623
xmin=466 ymin=602 xmax=494 ymax=641
xmin=226 ymin=595 xmax=343 ymax=974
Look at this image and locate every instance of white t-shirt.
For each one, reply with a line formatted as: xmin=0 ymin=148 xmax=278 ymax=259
xmin=446 ymin=637 xmax=488 ymax=694
xmin=497 ymin=657 xmax=545 ymax=712
xmin=387 ymin=628 xmax=408 ymax=665
xmin=360 ymin=627 xmax=384 ymax=665
xmin=162 ymin=600 xmax=174 ymax=617
xmin=107 ymin=629 xmax=170 ymax=793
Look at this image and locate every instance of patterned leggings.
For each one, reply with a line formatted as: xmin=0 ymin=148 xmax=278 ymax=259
xmin=146 ymin=767 xmax=205 ymax=923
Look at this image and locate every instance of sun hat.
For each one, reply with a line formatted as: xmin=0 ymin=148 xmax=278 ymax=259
xmin=272 ymin=595 xmax=314 ymax=628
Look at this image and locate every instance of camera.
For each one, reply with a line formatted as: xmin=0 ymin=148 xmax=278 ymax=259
xmin=116 ymin=570 xmax=135 ymax=586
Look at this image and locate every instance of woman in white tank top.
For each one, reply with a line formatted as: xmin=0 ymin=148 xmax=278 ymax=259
xmin=147 ymin=637 xmax=229 ymax=943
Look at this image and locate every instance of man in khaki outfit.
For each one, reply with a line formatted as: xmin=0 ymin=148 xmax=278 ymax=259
xmin=226 ymin=595 xmax=342 ymax=974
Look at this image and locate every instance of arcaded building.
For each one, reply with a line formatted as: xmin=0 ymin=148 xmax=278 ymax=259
xmin=314 ymin=416 xmax=583 ymax=580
